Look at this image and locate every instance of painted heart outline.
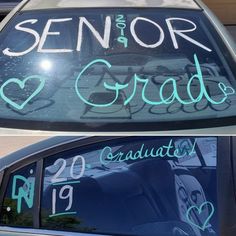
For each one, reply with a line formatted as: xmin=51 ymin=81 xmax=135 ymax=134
xmin=186 ymin=201 xmax=215 ymax=231
xmin=0 ymin=75 xmax=46 ymax=110
xmin=218 ymin=82 xmax=235 ymax=97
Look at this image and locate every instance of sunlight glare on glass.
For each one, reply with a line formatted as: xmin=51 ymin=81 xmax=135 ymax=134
xmin=40 ymin=59 xmax=52 ymax=71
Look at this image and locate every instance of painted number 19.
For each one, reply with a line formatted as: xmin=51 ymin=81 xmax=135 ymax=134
xmin=52 ymin=185 xmax=73 ymax=215
xmin=50 ymin=155 xmax=85 ymax=217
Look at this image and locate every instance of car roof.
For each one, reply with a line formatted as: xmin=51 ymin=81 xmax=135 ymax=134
xmin=22 ymin=0 xmax=201 ymax=11
xmin=0 ymin=136 xmax=85 ymax=172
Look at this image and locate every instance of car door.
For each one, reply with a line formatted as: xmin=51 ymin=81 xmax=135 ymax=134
xmin=0 ymin=136 xmax=234 ymax=236
xmin=0 ymin=136 xmax=110 ymax=236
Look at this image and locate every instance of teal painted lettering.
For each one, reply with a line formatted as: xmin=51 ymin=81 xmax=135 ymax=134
xmin=116 ymin=22 xmax=126 ymax=32
xmin=126 ymin=150 xmax=134 ymax=160
xmin=116 ymin=15 xmax=126 ymax=23
xmin=52 ymin=180 xmax=80 ymax=186
xmin=118 ymin=151 xmax=127 ymax=162
xmin=141 ymin=54 xmax=235 ymax=105
xmin=99 ymin=139 xmax=196 ymax=165
xmin=178 ymin=140 xmax=196 ymax=155
xmin=147 ymin=147 xmax=156 ymax=158
xmin=117 ymin=36 xmax=128 ymax=48
xmin=75 ymin=59 xmax=119 ymax=107
xmin=144 ymin=147 xmax=152 ymax=158
xmin=12 ymin=175 xmax=35 ymax=214
xmin=174 ymin=140 xmax=197 ymax=158
xmin=163 ymin=139 xmax=175 ymax=158
xmin=76 ymin=54 xmax=235 ymax=108
xmin=100 ymin=146 xmax=114 ymax=165
xmin=124 ymin=74 xmax=146 ymax=105
xmin=116 ymin=15 xmax=129 ymax=48
xmin=134 ymin=144 xmax=145 ymax=159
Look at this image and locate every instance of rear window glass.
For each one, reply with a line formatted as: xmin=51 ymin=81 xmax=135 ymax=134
xmin=0 ymin=9 xmax=235 ymax=131
xmin=41 ymin=137 xmax=218 ymax=235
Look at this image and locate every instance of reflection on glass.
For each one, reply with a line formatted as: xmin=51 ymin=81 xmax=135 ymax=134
xmin=40 ymin=59 xmax=52 ymax=71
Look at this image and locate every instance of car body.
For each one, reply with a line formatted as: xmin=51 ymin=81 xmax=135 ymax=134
xmin=0 ymin=136 xmax=236 ymax=236
xmin=0 ymin=0 xmax=235 ymax=134
xmin=0 ymin=0 xmax=22 ymax=22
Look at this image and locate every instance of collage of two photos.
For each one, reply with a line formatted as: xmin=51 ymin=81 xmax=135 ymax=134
xmin=0 ymin=0 xmax=236 ymax=236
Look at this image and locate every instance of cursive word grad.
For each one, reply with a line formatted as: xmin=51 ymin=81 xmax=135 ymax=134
xmin=75 ymin=54 xmax=235 ymax=108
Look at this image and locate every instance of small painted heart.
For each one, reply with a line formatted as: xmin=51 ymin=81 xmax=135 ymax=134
xmin=0 ymin=75 xmax=46 ymax=110
xmin=218 ymin=82 xmax=235 ymax=97
xmin=186 ymin=201 xmax=214 ymax=231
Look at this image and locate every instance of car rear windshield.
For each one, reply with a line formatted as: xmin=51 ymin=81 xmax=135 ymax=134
xmin=0 ymin=8 xmax=235 ymax=131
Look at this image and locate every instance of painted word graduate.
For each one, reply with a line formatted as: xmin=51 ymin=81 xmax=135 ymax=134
xmin=100 ymin=139 xmax=196 ymax=164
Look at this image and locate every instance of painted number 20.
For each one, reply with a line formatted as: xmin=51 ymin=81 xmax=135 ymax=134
xmin=50 ymin=155 xmax=85 ymax=216
xmin=51 ymin=155 xmax=85 ymax=183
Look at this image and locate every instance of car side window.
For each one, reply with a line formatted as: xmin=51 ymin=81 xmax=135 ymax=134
xmin=0 ymin=162 xmax=36 ymax=227
xmin=41 ymin=137 xmax=218 ymax=235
